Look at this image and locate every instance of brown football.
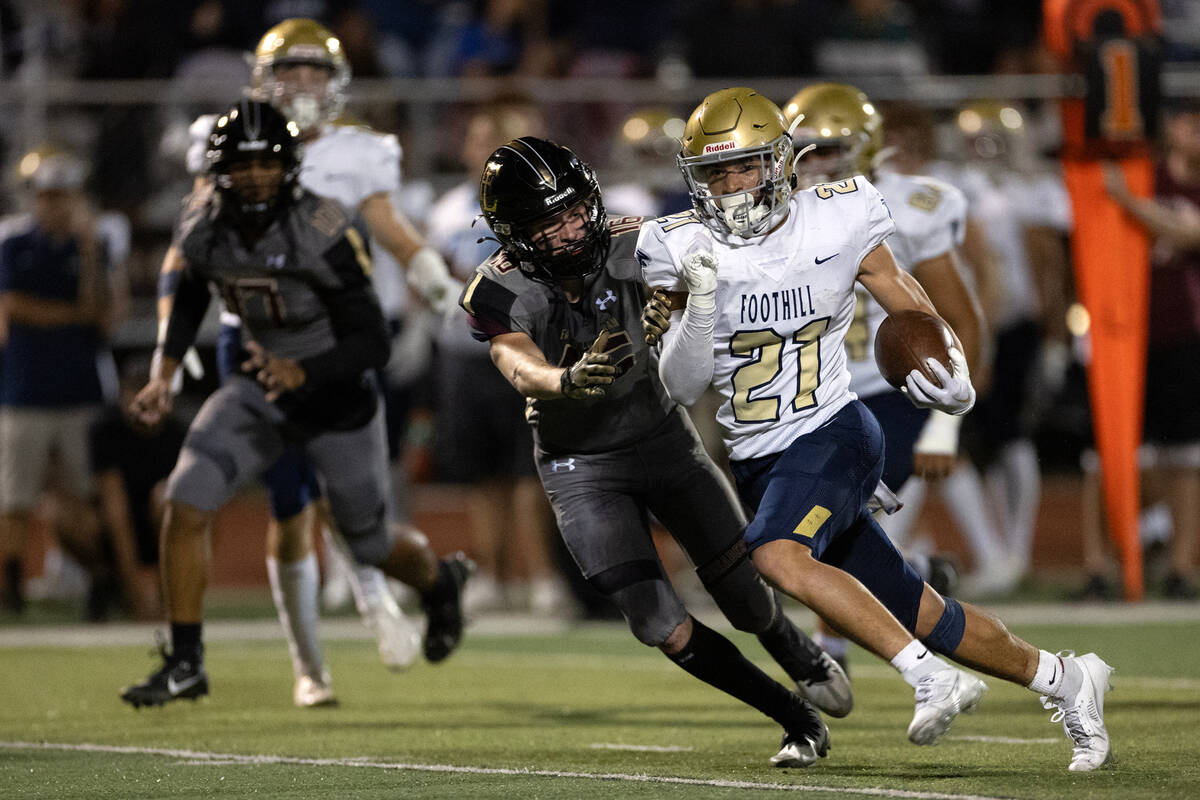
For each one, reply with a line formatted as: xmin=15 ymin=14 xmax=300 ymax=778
xmin=874 ymin=309 xmax=955 ymax=389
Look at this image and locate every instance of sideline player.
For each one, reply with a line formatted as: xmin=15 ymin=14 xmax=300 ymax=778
xmin=119 ymin=100 xmax=471 ymax=709
xmin=465 ymin=136 xmax=854 ymax=767
xmin=638 ymin=88 xmax=1114 ymax=772
xmin=174 ymin=19 xmax=462 ymax=705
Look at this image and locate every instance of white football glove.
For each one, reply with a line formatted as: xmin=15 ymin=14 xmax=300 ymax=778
xmin=903 ymin=346 xmax=976 ymax=416
xmin=406 ymin=247 xmax=464 ymax=315
xmin=680 ymin=234 xmax=718 ymax=310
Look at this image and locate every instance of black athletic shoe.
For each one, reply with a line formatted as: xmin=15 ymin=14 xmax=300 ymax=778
xmin=1072 ymin=574 xmax=1118 ymax=602
xmin=1163 ymin=573 xmax=1198 ymax=600
xmin=770 ymin=698 xmax=831 ymax=768
xmin=423 ymin=552 xmax=475 ymax=663
xmin=120 ymin=642 xmax=208 ymax=708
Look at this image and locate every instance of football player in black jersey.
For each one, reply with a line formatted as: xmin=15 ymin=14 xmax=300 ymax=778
xmin=462 ymin=137 xmax=850 ymax=768
xmin=119 ymin=100 xmax=472 ymax=708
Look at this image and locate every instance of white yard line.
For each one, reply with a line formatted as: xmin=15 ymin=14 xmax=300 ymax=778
xmin=0 ymin=740 xmax=1017 ymax=800
xmin=950 ymin=736 xmax=1060 ymax=745
xmin=590 ymin=743 xmax=695 ymax=752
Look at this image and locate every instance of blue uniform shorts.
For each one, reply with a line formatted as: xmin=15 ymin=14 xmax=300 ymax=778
xmin=861 ymin=389 xmax=930 ymax=491
xmin=730 ymin=400 xmax=924 ymax=631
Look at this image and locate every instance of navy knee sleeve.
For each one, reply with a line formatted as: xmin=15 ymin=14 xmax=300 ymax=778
xmin=924 ymin=596 xmax=966 ymax=655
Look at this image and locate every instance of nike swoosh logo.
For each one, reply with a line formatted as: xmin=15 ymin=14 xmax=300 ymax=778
xmin=167 ymin=672 xmax=203 ymax=695
xmin=815 ymin=253 xmax=838 ymax=265
xmin=916 ymin=650 xmax=929 ymax=660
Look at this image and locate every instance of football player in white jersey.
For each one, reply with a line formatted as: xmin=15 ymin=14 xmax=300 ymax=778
xmin=638 ymin=88 xmax=1114 ymax=771
xmin=163 ymin=19 xmax=464 ymax=706
xmin=937 ymin=101 xmax=1072 ymax=593
xmin=781 ymin=83 xmax=993 ymax=669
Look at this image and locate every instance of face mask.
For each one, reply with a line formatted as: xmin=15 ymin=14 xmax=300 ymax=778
xmin=283 ymin=95 xmax=322 ymax=132
xmin=719 ymin=192 xmax=766 ymax=237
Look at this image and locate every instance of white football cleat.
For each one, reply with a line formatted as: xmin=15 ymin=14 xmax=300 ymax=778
xmin=1041 ymin=652 xmax=1114 ymax=772
xmin=365 ymin=594 xmax=422 ymax=672
xmin=294 ymin=672 xmax=337 ymax=708
xmin=907 ymin=667 xmax=987 ymax=745
xmin=795 ymin=651 xmax=854 ymax=718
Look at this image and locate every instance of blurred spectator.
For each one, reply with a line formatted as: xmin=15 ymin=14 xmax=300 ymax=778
xmin=0 ymin=144 xmax=128 ymax=616
xmin=676 ymin=0 xmax=823 ymax=78
xmin=430 ymin=0 xmax=555 ymax=77
xmin=910 ymin=0 xmax=1043 ymax=75
xmin=83 ymin=353 xmax=185 ymax=619
xmin=553 ymin=1 xmax=672 ymax=79
xmin=426 ymin=99 xmax=571 ymax=614
xmin=815 ymin=0 xmax=931 ymax=77
xmin=1082 ymin=103 xmax=1200 ymax=599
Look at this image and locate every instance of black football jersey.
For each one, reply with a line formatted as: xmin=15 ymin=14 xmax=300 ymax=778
xmin=173 ymin=187 xmax=381 ymax=364
xmin=461 ymin=216 xmax=674 ymax=454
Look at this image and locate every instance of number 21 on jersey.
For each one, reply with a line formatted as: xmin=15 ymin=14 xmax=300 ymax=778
xmin=730 ymin=318 xmax=829 ymax=423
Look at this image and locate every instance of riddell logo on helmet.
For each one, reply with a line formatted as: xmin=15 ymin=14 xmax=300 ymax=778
xmin=543 ymin=188 xmax=575 ymax=206
xmin=703 ymin=141 xmax=737 ymax=154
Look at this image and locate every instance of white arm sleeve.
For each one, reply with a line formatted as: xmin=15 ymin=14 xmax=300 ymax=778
xmin=657 ymin=304 xmax=715 ymax=407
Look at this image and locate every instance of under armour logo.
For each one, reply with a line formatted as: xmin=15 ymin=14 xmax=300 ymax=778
xmin=267 ymin=254 xmax=286 ymax=270
xmin=595 ymin=290 xmax=617 ymax=311
xmin=551 ymin=458 xmax=576 ymax=472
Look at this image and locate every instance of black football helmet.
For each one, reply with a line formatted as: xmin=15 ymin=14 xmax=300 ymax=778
xmin=206 ymin=98 xmax=302 ymax=229
xmin=479 ymin=137 xmax=610 ymax=284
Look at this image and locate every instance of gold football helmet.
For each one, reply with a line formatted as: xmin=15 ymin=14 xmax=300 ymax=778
xmin=956 ymin=100 xmax=1026 ymax=166
xmin=611 ymin=108 xmax=687 ymax=191
xmin=252 ymin=18 xmax=350 ymax=133
xmin=677 ymin=88 xmax=794 ymax=238
xmin=783 ymin=83 xmax=882 ymax=188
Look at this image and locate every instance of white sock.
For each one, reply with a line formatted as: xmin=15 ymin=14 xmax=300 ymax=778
xmin=812 ymin=631 xmax=848 ymax=661
xmin=266 ymin=553 xmax=325 ymax=680
xmin=351 ymin=562 xmax=395 ymax=617
xmin=320 ymin=526 xmax=394 ymax=617
xmin=1029 ymin=649 xmax=1083 ymax=700
xmin=999 ymin=440 xmax=1040 ymax=573
xmin=891 ymin=639 xmax=951 ymax=687
xmin=941 ymin=462 xmax=1007 ymax=566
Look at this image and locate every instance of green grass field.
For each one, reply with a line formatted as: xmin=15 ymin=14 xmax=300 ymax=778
xmin=2 ymin=603 xmax=1199 ymax=799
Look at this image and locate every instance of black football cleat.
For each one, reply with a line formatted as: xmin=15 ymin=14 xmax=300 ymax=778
xmin=422 ymin=552 xmax=475 ymax=663
xmin=771 ymin=698 xmax=831 ymax=768
xmin=120 ymin=644 xmax=208 ymax=708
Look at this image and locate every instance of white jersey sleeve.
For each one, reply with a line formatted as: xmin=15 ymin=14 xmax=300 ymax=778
xmin=185 ymin=114 xmax=219 ymax=176
xmin=300 ymin=124 xmax=402 ymax=210
xmin=635 ymin=209 xmax=701 ymax=291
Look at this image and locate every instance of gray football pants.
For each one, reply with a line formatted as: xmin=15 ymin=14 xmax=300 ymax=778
xmin=537 ymin=408 xmax=778 ymax=646
xmin=165 ymin=375 xmax=394 ymax=565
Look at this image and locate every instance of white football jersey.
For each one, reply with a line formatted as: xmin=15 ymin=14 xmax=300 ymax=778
xmin=932 ymin=162 xmax=1072 ymax=327
xmin=846 ymin=171 xmax=967 ymax=399
xmin=638 ymin=177 xmax=895 ymax=461
xmin=187 ymin=117 xmax=409 ymax=319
